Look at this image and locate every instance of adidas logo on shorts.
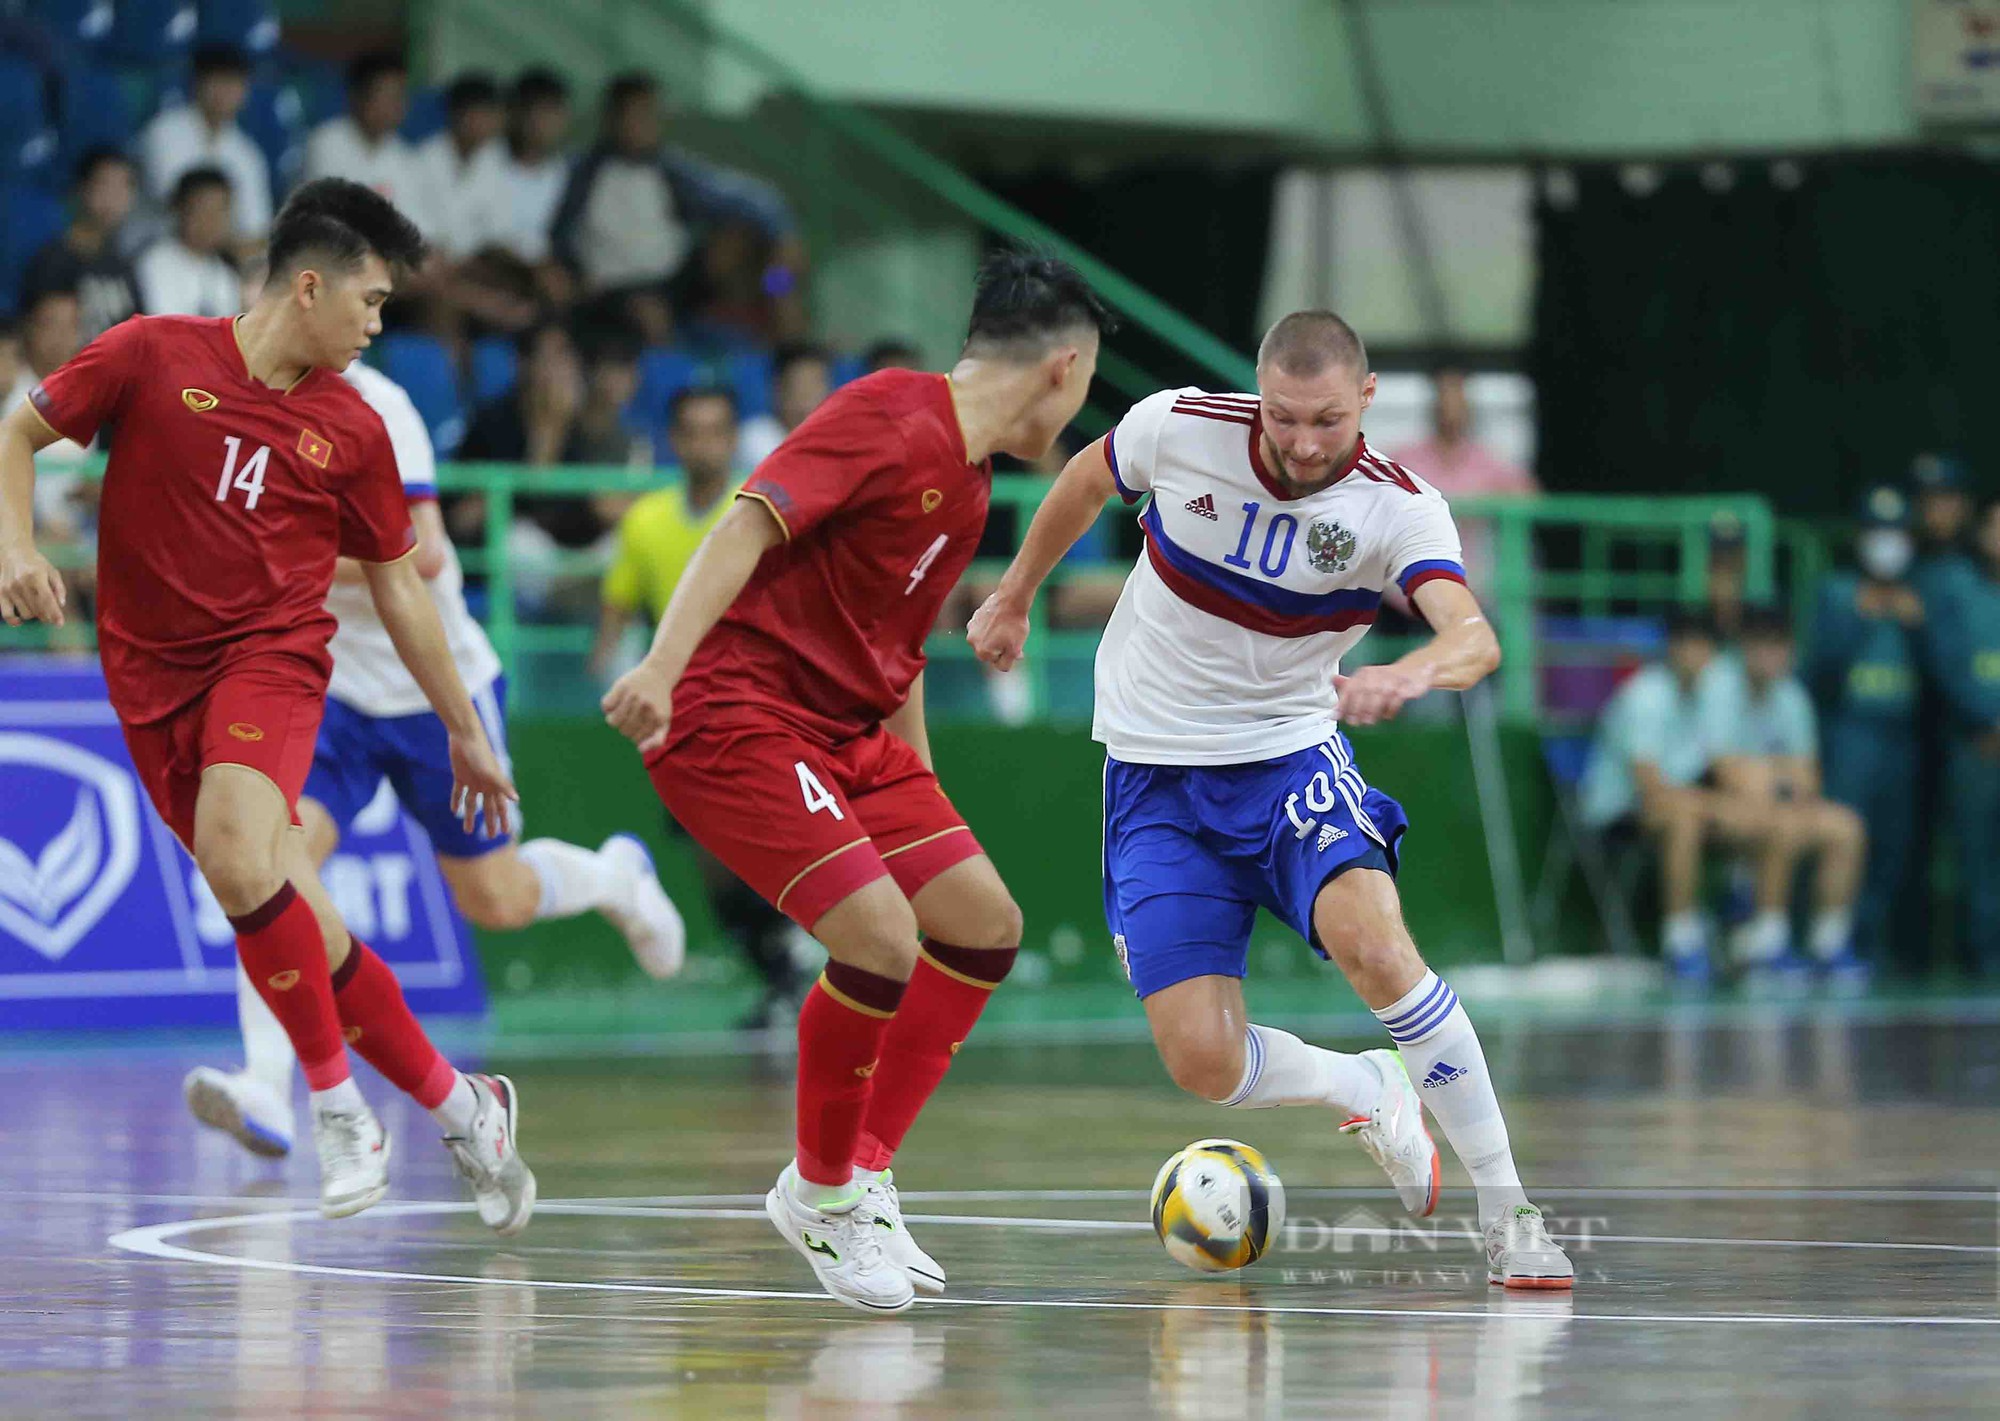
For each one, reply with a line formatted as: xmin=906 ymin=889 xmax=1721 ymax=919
xmin=1316 ymin=824 xmax=1346 ymax=851
xmin=1184 ymin=493 xmax=1218 ymax=520
xmin=1420 ymin=1060 xmax=1467 ymax=1090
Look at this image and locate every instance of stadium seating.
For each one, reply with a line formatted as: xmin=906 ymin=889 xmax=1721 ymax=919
xmin=56 ymin=60 xmax=136 ymax=172
xmin=468 ymin=336 xmax=519 ymax=407
xmin=106 ymin=0 xmax=197 ymax=65
xmin=195 ymin=0 xmax=279 ymax=54
xmin=0 ymin=181 xmax=67 ymax=317
xmin=0 ymin=53 xmax=58 ymax=187
xmin=374 ymin=332 xmax=467 ymax=457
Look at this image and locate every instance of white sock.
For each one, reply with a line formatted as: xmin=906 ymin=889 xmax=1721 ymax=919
xmin=788 ymin=1161 xmax=863 ymax=1213
xmin=1731 ymin=909 xmax=1790 ymax=964
xmin=517 ymin=838 xmax=622 ymax=920
xmin=1662 ymin=910 xmax=1705 ymax=960
xmin=1215 ymin=1024 xmax=1382 ymax=1119
xmin=430 ymin=1073 xmax=479 ymax=1137
xmin=851 ymin=1165 xmax=885 ymax=1186
xmin=1375 ymin=971 xmax=1528 ymax=1230
xmin=236 ymin=962 xmax=296 ymax=1097
xmin=1808 ymin=907 xmax=1854 ymax=962
xmin=311 ymin=1078 xmax=366 ymax=1115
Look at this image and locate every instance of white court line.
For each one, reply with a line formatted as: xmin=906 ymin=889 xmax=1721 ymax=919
xmin=105 ymin=1198 xmax=2000 ymax=1328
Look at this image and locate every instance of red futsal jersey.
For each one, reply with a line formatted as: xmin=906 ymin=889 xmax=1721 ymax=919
xmin=676 ymin=369 xmax=990 ymax=746
xmin=28 ymin=315 xmax=415 ymax=724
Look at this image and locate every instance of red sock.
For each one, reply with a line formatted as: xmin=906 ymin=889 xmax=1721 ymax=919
xmin=330 ymin=941 xmax=458 ymax=1110
xmin=231 ymin=884 xmax=349 ymax=1092
xmin=853 ymin=941 xmax=1016 ymax=1171
xmin=795 ymin=960 xmax=907 ymax=1186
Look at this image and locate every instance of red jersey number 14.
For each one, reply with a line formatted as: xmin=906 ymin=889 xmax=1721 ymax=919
xmin=215 ymin=435 xmax=271 ymax=511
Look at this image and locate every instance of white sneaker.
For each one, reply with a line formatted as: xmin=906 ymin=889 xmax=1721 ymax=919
xmin=860 ymin=1170 xmax=946 ymax=1295
xmin=184 ymin=1067 xmax=294 ymax=1158
xmin=444 ymin=1073 xmax=537 ymax=1237
xmin=1339 ymin=1048 xmax=1441 ymax=1218
xmin=766 ymin=1164 xmax=916 ymax=1314
xmin=1485 ymin=1203 xmax=1575 ymax=1290
xmin=599 ymin=834 xmax=687 ymax=980
xmin=314 ymin=1103 xmax=391 ymax=1219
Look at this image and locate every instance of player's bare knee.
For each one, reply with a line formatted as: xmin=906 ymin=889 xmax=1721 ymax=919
xmin=192 ymin=826 xmax=280 ymax=915
xmin=448 ymin=868 xmax=536 ymax=931
xmin=1157 ymin=1027 xmax=1243 ymax=1102
xmin=959 ymin=892 xmax=1024 ymax=951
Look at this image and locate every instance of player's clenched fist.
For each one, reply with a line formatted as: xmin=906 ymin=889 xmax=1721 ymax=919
xmin=0 ymin=542 xmax=66 ymax=627
xmin=1333 ymin=664 xmax=1432 ymax=727
xmin=968 ymin=594 xmax=1030 ymax=672
xmin=603 ymin=659 xmax=676 ymax=754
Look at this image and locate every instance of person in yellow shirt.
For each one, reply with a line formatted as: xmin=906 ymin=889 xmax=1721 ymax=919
xmin=591 ymin=384 xmax=742 ymax=669
xmin=591 ymin=383 xmax=810 ymax=1030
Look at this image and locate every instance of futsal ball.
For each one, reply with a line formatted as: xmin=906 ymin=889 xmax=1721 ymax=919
xmin=1150 ymin=1138 xmax=1286 ymax=1273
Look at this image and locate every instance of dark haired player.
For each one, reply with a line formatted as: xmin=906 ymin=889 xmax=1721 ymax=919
xmin=0 ymin=179 xmax=535 ymax=1233
xmin=603 ymin=251 xmax=1111 ymax=1312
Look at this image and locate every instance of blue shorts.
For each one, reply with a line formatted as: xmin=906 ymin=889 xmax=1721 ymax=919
xmin=1103 ymin=734 xmax=1408 ymax=998
xmin=304 ymin=676 xmax=514 ymax=860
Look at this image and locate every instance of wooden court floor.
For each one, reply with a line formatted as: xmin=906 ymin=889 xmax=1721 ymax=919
xmin=3 ymin=1004 xmax=1997 ymax=1418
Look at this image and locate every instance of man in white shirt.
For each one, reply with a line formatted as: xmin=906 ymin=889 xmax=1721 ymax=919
xmin=500 ymin=68 xmax=573 ymax=269
xmin=409 ymin=73 xmax=512 ymax=260
xmin=137 ymin=43 xmax=272 ymax=251
xmin=135 ymin=167 xmax=241 ymax=318
xmin=303 ymin=50 xmax=424 ymax=226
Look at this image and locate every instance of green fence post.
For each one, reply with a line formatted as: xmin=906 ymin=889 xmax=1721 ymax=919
xmin=1493 ymin=505 xmax=1537 ymax=724
xmin=484 ymin=469 xmax=517 ymax=683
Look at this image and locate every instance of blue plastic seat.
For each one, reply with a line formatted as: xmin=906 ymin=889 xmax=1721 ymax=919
xmin=399 ymin=86 xmax=446 ymax=145
xmin=633 ymin=346 xmax=701 ymax=431
xmin=468 ymin=336 xmax=518 ymax=405
xmin=727 ymin=350 xmax=774 ymax=419
xmin=373 ymin=333 xmax=466 ymax=457
xmin=196 ymin=0 xmax=280 ymax=53
xmin=0 ymin=181 xmax=68 ymax=316
xmin=107 ymin=0 xmax=198 ymax=63
xmin=0 ymin=55 xmax=57 ymax=186
xmin=57 ymin=60 xmax=135 ymax=169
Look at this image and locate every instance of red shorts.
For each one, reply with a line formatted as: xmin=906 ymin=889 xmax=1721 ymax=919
xmin=119 ymin=659 xmax=325 ymax=848
xmin=648 ymin=716 xmax=984 ymax=928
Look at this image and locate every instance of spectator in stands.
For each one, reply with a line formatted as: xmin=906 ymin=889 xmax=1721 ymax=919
xmin=738 ymin=341 xmax=831 ymax=466
xmin=550 ymin=71 xmax=801 ymax=344
xmin=137 ymin=43 xmax=271 ymax=254
xmin=1704 ymin=511 xmax=1751 ymax=645
xmin=21 ymin=148 xmax=140 ymax=343
xmin=135 ymin=168 xmax=240 ymax=318
xmin=410 ymin=73 xmax=512 ymax=260
xmin=591 ymin=385 xmax=806 ymax=1030
xmin=1808 ymin=486 xmax=1924 ymax=972
xmin=1925 ymin=494 xmax=2000 ymax=979
xmin=864 ymin=337 xmax=923 ymax=373
xmin=1702 ymin=607 xmax=1867 ymax=978
xmin=498 ymin=68 xmax=574 ymax=285
xmin=569 ymin=326 xmax=652 ymax=472
xmin=456 ymin=321 xmax=627 ymax=609
xmin=1579 ymin=609 xmax=1795 ymax=983
xmin=3 ymin=289 xmax=94 ymax=622
xmin=1394 ymin=368 xmax=1537 ymax=589
xmin=303 ymin=50 xmax=422 ymax=218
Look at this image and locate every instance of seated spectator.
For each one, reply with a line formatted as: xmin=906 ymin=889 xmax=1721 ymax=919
xmin=570 ymin=326 xmax=652 ymax=473
xmin=498 ymin=68 xmax=574 ymax=281
xmin=551 ymin=71 xmax=800 ymax=344
xmin=135 ymin=168 xmax=240 ymax=317
xmin=1579 ymin=610 xmax=1794 ymax=982
xmin=410 ymin=73 xmax=512 ymax=261
xmin=3 ymin=289 xmax=96 ymax=621
xmin=1807 ymin=486 xmax=1923 ymax=969
xmin=21 ymin=148 xmax=141 ymax=342
xmin=1925 ymin=494 xmax=2000 ymax=979
xmin=137 ymin=43 xmax=271 ymax=253
xmin=864 ymin=337 xmax=923 ymax=373
xmin=1702 ymin=606 xmax=1866 ymax=975
xmin=304 ymin=50 xmax=423 ymax=219
xmin=590 ymin=385 xmax=740 ymax=677
xmin=1704 ymin=511 xmax=1750 ymax=645
xmin=738 ymin=341 xmax=830 ymax=466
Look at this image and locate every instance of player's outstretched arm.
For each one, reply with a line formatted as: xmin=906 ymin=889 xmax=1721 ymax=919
xmin=969 ymin=437 xmax=1119 ymax=672
xmin=1334 ymin=579 xmax=1501 ymax=727
xmin=601 ymin=495 xmax=785 ymax=753
xmin=362 ymin=554 xmax=519 ymax=835
xmin=0 ymin=402 xmax=70 ymax=627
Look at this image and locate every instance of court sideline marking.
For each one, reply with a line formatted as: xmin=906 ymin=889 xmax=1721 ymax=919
xmin=105 ymin=1194 xmax=2000 ymax=1328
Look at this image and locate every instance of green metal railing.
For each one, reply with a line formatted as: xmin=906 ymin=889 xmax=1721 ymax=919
xmin=12 ymin=457 xmax=1785 ymax=727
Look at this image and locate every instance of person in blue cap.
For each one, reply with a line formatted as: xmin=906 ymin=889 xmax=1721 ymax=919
xmin=1909 ymin=453 xmax=1979 ymax=613
xmin=1804 ymin=486 xmax=1924 ymax=977
xmin=1925 ymin=494 xmax=2000 ymax=979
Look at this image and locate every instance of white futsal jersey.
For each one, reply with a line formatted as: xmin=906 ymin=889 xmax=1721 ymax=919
xmin=324 ymin=363 xmax=502 ymax=717
xmin=1092 ymin=388 xmax=1466 ymax=766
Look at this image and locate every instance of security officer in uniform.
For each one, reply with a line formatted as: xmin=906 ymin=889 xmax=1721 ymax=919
xmin=1927 ymin=494 xmax=2000 ymax=979
xmin=1805 ymin=486 xmax=1923 ymax=970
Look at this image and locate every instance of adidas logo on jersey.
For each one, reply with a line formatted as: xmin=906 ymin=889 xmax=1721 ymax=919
xmin=1420 ymin=1060 xmax=1467 ymax=1090
xmin=1316 ymin=824 xmax=1347 ymax=851
xmin=1184 ymin=493 xmax=1218 ymax=520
